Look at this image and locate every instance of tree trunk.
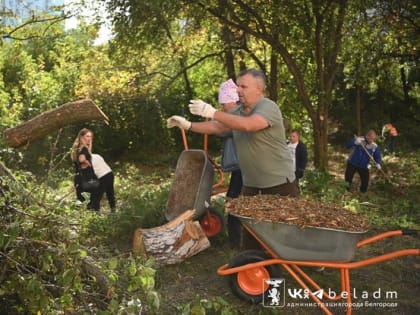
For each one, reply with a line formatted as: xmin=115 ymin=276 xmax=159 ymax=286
xmin=132 ymin=210 xmax=210 ymax=266
xmin=269 ymin=52 xmax=278 ymax=102
xmin=400 ymin=64 xmax=410 ymax=107
xmin=219 ymin=1 xmax=236 ymax=80
xmin=312 ymin=115 xmax=329 ymax=169
xmin=3 ymin=99 xmax=109 ymax=148
xmin=356 ymin=85 xmax=362 ymax=135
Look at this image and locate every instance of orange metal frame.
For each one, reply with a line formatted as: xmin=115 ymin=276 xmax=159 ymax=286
xmin=217 ymin=226 xmax=420 ymax=315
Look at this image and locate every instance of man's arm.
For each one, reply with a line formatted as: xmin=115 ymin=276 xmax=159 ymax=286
xmin=167 ymin=115 xmax=231 ymax=134
xmin=189 ymin=99 xmax=269 ymax=132
xmin=213 ymin=110 xmax=269 ymax=132
xmin=190 ymin=119 xmax=231 ymax=135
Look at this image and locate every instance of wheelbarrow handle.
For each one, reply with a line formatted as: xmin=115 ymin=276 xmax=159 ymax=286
xmin=402 ymin=229 xmax=418 ymax=236
xmin=357 ymin=229 xmax=417 ymax=248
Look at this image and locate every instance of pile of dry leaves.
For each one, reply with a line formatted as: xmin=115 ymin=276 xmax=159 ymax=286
xmin=226 ymin=195 xmax=368 ymax=232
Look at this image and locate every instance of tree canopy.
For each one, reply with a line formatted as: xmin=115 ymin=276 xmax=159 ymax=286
xmin=0 ymin=0 xmax=419 ymax=169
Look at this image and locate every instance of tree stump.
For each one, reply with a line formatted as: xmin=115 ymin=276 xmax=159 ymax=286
xmin=3 ymin=99 xmax=109 ymax=148
xmin=132 ymin=210 xmax=210 ymax=266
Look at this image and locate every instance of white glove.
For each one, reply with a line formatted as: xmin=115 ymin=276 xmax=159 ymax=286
xmin=376 ymin=163 xmax=382 ymax=170
xmin=355 ymin=137 xmax=364 ymax=145
xmin=188 ymin=99 xmax=217 ymax=119
xmin=166 ymin=115 xmax=192 ymax=130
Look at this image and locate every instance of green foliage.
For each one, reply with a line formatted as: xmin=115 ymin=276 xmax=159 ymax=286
xmin=0 ymin=166 xmax=166 ymax=314
xmin=300 ymin=168 xmax=348 ymax=201
xmin=178 ymin=295 xmax=238 ymax=315
xmin=82 ymin=164 xmax=171 ymax=248
xmin=302 ymin=151 xmax=420 ymax=230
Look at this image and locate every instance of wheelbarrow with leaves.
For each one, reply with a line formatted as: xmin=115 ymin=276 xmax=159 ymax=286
xmin=217 ymin=213 xmax=419 ymax=314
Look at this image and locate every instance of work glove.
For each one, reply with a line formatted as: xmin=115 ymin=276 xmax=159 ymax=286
xmin=189 ymin=99 xmax=217 ymax=119
xmin=166 ymin=115 xmax=192 ymax=130
xmin=376 ymin=163 xmax=382 ymax=170
xmin=355 ymin=137 xmax=364 ymax=145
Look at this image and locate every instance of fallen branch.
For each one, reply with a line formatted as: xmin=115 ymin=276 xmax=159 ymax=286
xmin=0 ymin=160 xmax=18 ymax=181
xmin=6 ymin=236 xmax=113 ymax=300
xmin=3 ymin=99 xmax=109 ymax=148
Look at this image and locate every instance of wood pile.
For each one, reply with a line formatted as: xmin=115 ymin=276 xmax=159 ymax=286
xmin=226 ymin=195 xmax=368 ymax=232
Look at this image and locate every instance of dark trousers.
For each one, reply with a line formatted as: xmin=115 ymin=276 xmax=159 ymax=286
xmin=345 ymin=162 xmax=370 ymax=193
xmin=227 ymin=170 xmax=243 ymax=247
xmin=226 ymin=169 xmax=243 ymax=198
xmin=75 ymin=174 xmax=85 ymax=202
xmin=74 ymin=175 xmax=100 ymax=211
xmin=99 ymin=172 xmax=116 ymax=210
xmin=75 ymin=172 xmax=115 ymax=211
xmin=386 ymin=136 xmax=396 ymax=153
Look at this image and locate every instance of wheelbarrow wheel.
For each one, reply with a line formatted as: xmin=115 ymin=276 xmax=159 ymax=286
xmin=228 ymin=250 xmax=280 ymax=304
xmin=199 ymin=207 xmax=225 ymax=237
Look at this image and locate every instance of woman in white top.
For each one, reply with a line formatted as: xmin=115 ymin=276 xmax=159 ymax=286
xmin=91 ymin=153 xmax=116 ymax=212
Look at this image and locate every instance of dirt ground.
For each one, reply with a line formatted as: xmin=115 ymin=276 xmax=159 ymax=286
xmin=155 ymin=228 xmax=419 ymax=315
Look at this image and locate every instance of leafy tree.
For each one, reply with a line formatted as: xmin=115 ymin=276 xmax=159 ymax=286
xmin=103 ymin=0 xmax=351 ymax=169
xmin=340 ymin=0 xmax=419 ymax=133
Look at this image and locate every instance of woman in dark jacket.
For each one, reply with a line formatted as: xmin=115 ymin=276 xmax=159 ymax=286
xmin=288 ymin=129 xmax=308 ymax=182
xmin=71 ymin=128 xmax=101 ymax=211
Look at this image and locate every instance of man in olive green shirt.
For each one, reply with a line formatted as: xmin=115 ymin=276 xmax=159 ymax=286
xmin=167 ymin=68 xmax=297 ymax=196
xmin=167 ymin=69 xmax=298 ymax=247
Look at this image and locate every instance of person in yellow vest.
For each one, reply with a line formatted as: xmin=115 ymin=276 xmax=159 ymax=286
xmin=381 ymin=123 xmax=398 ymax=154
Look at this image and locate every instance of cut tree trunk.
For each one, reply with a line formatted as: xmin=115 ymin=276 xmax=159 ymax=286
xmin=3 ymin=99 xmax=109 ymax=148
xmin=132 ymin=210 xmax=210 ymax=266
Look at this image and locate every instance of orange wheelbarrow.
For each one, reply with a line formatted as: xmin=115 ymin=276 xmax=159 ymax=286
xmin=165 ymin=128 xmax=226 ymax=237
xmin=217 ymin=214 xmax=420 ymax=314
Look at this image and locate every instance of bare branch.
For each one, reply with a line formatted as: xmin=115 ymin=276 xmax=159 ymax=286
xmin=3 ymin=14 xmax=73 ymax=41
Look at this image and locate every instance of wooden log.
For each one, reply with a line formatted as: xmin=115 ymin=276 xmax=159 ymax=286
xmin=132 ymin=210 xmax=210 ymax=266
xmin=3 ymin=99 xmax=109 ymax=148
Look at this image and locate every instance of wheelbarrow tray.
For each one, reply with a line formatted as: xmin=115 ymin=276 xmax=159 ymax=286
xmin=235 ymin=214 xmax=368 ymax=261
xmin=165 ymin=150 xmax=214 ymax=221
